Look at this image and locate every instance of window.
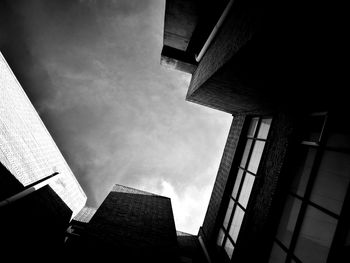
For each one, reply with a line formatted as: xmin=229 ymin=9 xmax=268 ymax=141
xmin=217 ymin=117 xmax=272 ymax=260
xmin=269 ymin=112 xmax=350 ymax=263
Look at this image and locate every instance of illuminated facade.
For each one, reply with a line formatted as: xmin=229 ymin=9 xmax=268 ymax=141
xmin=73 ymin=206 xmax=97 ymax=223
xmin=0 ymin=52 xmax=86 ymax=216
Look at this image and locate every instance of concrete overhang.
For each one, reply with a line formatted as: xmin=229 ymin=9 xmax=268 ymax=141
xmin=163 ymin=0 xmax=341 ymax=114
xmin=161 ymin=0 xmax=229 ymax=74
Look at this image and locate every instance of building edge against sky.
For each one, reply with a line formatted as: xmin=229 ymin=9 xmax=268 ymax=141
xmin=161 ymin=0 xmax=349 ymax=262
xmin=0 ymin=52 xmax=86 ymax=217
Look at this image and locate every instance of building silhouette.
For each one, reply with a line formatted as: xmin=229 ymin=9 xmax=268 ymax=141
xmin=0 ymin=52 xmax=205 ymax=262
xmin=65 ymin=184 xmax=180 ymax=262
xmin=161 ymin=0 xmax=349 ymax=262
xmin=1 ymin=1 xmax=349 ymax=262
xmin=0 ymin=52 xmax=87 ymax=259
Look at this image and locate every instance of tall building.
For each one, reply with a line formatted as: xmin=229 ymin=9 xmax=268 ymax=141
xmin=0 ymin=52 xmax=86 ymax=217
xmin=66 ymin=184 xmax=179 ymax=262
xmin=161 ymin=1 xmax=349 ymax=262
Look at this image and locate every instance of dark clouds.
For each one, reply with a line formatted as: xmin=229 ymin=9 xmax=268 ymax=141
xmin=0 ymin=0 xmax=231 ymax=233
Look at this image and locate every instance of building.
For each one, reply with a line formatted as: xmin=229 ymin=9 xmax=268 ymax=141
xmin=0 ymin=52 xmax=205 ymax=262
xmin=0 ymin=52 xmax=87 ymax=258
xmin=65 ymin=184 xmax=179 ymax=262
xmin=161 ymin=1 xmax=349 ymax=262
xmin=0 ymin=52 xmax=86 ymax=217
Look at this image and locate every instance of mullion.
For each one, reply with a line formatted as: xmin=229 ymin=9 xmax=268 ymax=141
xmin=230 ymin=196 xmax=247 ymax=212
xmin=235 ymin=201 xmax=246 ymax=211
xmin=237 ymin=166 xmax=258 ymax=177
xmin=274 ymin=238 xmax=303 ymax=263
xmin=221 ymin=117 xmax=262 ymax=253
xmin=286 ymin=147 xmax=324 ymax=262
xmin=226 ymin=234 xmax=236 ymax=246
xmin=235 ymin=117 xmax=261 ymax=204
xmin=224 ymin=173 xmax=245 ymax=246
xmin=286 ymin=118 xmax=330 ymax=263
xmin=289 ymin=192 xmax=339 ymax=219
xmin=246 ymin=136 xmax=267 ymax=142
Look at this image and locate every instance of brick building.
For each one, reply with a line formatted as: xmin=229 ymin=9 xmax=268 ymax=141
xmin=0 ymin=52 xmax=87 ymax=217
xmin=65 ymin=184 xmax=179 ymax=262
xmin=161 ymin=0 xmax=349 ymax=262
xmin=0 ymin=52 xmax=86 ymax=258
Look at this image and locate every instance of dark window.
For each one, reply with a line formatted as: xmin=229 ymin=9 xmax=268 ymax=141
xmin=217 ymin=117 xmax=272 ymax=260
xmin=269 ymin=112 xmax=350 ymax=262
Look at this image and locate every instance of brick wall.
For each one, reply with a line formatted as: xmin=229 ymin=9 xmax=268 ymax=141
xmin=234 ymin=112 xmax=296 ymax=262
xmin=81 ymin=188 xmax=178 ymax=262
xmin=187 ymin=0 xmax=264 ymax=95
xmin=201 ymin=114 xmax=245 ymax=245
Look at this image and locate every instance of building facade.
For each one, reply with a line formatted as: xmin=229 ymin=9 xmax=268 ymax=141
xmin=65 ymin=184 xmax=179 ymax=262
xmin=0 ymin=52 xmax=86 ymax=217
xmin=161 ymin=1 xmax=349 ymax=262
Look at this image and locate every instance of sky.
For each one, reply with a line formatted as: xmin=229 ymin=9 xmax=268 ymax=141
xmin=0 ymin=0 xmax=232 ymax=234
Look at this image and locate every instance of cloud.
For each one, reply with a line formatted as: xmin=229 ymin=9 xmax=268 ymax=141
xmin=135 ymin=178 xmax=214 ymax=235
xmin=0 ymin=0 xmax=232 ymax=233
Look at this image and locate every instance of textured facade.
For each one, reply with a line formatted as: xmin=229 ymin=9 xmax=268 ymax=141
xmin=66 ymin=184 xmax=178 ymax=262
xmin=201 ymin=115 xmax=245 ymax=243
xmin=73 ymin=206 xmax=97 ymax=223
xmin=0 ymin=52 xmax=86 ymax=216
xmin=161 ymin=0 xmax=348 ymax=262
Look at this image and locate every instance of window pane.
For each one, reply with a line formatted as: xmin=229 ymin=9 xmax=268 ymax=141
xmin=310 ymin=150 xmax=350 ymax=214
xmin=290 ymin=147 xmax=317 ymax=197
xmin=276 ymin=196 xmax=302 ymax=248
xmin=240 ymin=139 xmax=253 ymax=168
xmin=217 ymin=228 xmax=225 ymax=246
xmin=232 ymin=169 xmax=244 ymax=199
xmin=224 ymin=238 xmax=234 ymax=259
xmin=228 ymin=206 xmax=245 ymax=242
xmin=223 ymin=199 xmax=234 ymax=229
xmin=257 ymin=118 xmax=272 ymax=139
xmin=326 ymin=132 xmax=350 ymax=150
xmin=269 ymin=243 xmax=287 ymax=263
xmin=247 ymin=141 xmax=265 ymax=174
xmin=238 ymin=173 xmax=255 ymax=208
xmin=294 ymin=206 xmax=337 ymax=263
xmin=248 ymin=118 xmax=259 ymax=137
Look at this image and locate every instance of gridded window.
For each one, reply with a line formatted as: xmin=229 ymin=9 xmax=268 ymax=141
xmin=269 ymin=112 xmax=350 ymax=263
xmin=217 ymin=117 xmax=272 ymax=260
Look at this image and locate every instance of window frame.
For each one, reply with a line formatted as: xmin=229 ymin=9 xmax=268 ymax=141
xmin=269 ymin=112 xmax=350 ymax=263
xmin=216 ymin=116 xmax=273 ymax=261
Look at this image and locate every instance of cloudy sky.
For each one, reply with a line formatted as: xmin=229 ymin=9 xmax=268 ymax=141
xmin=0 ymin=0 xmax=232 ymax=234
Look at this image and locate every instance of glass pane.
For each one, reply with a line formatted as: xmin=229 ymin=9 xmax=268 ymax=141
xmin=276 ymin=196 xmax=302 ymax=248
xmin=294 ymin=206 xmax=337 ymax=263
xmin=257 ymin=118 xmax=272 ymax=139
xmin=228 ymin=206 xmax=245 ymax=242
xmin=346 ymin=226 xmax=350 ymax=246
xmin=248 ymin=118 xmax=259 ymax=137
xmin=238 ymin=173 xmax=255 ymax=208
xmin=247 ymin=141 xmax=265 ymax=174
xmin=240 ymin=139 xmax=253 ymax=168
xmin=269 ymin=243 xmax=287 ymax=263
xmin=224 ymin=238 xmax=234 ymax=259
xmin=223 ymin=199 xmax=234 ymax=229
xmin=327 ymin=132 xmax=350 ymax=150
xmin=232 ymin=169 xmax=244 ymax=199
xmin=217 ymin=228 xmax=225 ymax=246
xmin=310 ymin=150 xmax=350 ymax=214
xmin=290 ymin=147 xmax=317 ymax=197
xmin=302 ymin=115 xmax=326 ymax=143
